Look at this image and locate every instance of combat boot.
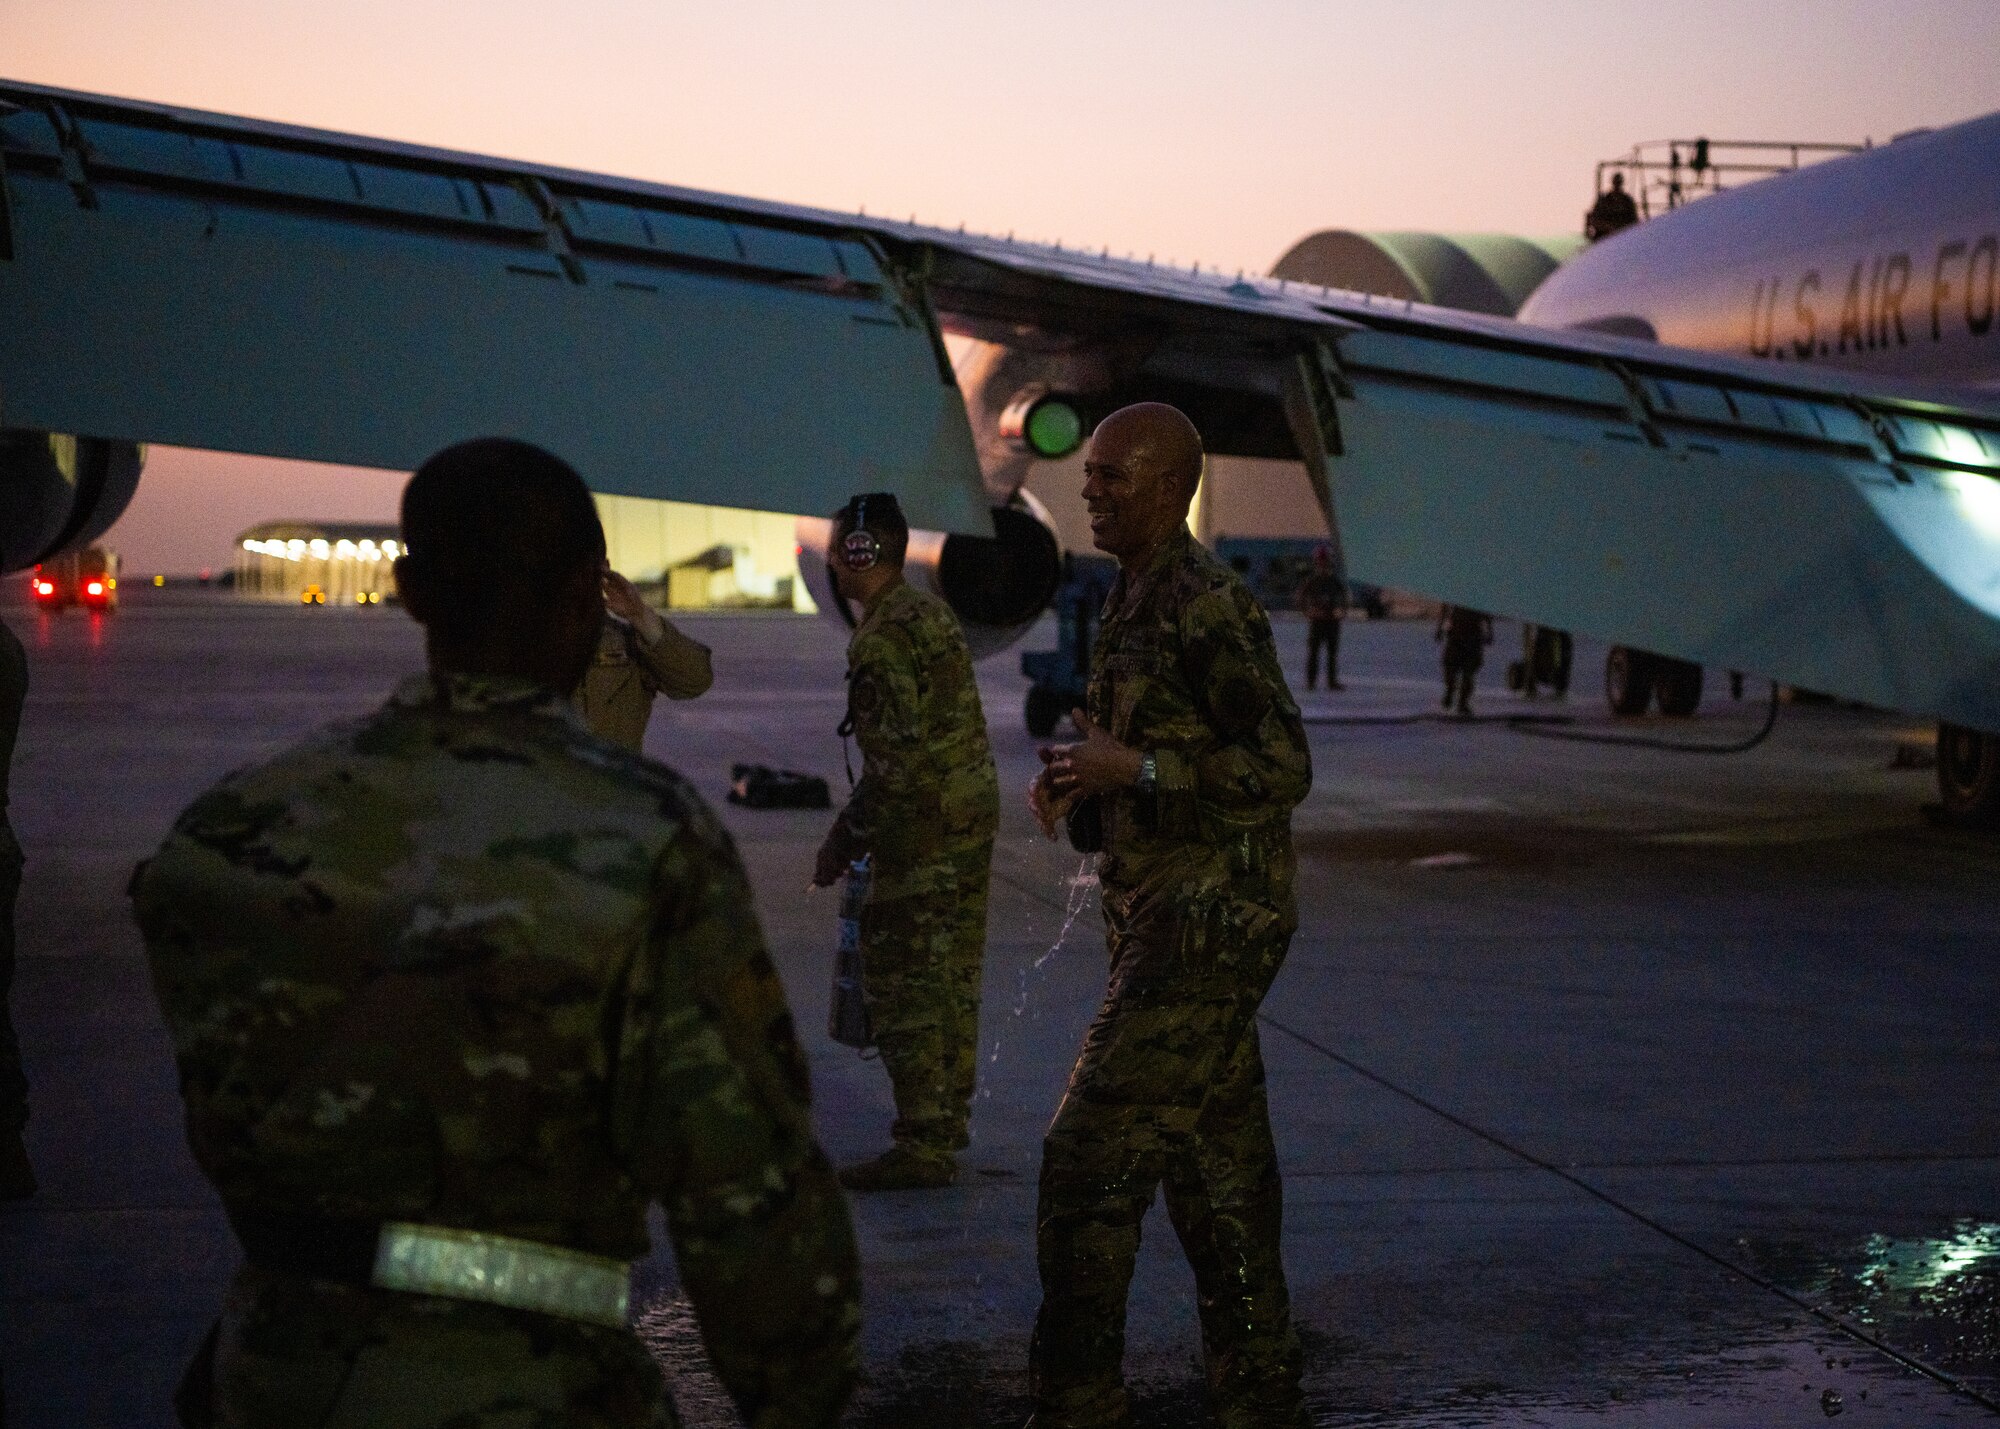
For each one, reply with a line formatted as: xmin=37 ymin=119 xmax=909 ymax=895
xmin=838 ymin=1144 xmax=954 ymax=1191
xmin=0 ymin=1128 xmax=35 ymax=1200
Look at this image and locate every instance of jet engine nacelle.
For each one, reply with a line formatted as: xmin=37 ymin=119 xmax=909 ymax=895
xmin=0 ymin=430 xmax=145 ymax=572
xmin=997 ymin=387 xmax=1088 ymax=460
xmin=797 ymin=490 xmax=1063 ymax=660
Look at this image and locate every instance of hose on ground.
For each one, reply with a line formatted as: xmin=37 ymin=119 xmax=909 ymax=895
xmin=1301 ymin=682 xmax=1782 ymax=755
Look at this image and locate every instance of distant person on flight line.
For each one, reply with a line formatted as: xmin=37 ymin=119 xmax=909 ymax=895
xmin=1518 ymin=623 xmax=1573 ymax=700
xmin=573 ymin=567 xmax=712 ymax=752
xmin=1436 ymin=605 xmax=1493 ymax=716
xmin=1294 ymin=544 xmax=1347 ymax=692
xmin=1586 ymin=171 xmax=1641 ymax=241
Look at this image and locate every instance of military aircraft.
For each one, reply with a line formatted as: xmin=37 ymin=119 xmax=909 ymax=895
xmin=1 ymin=80 xmax=1997 ymax=821
xmin=1521 ymin=117 xmax=2000 ymax=394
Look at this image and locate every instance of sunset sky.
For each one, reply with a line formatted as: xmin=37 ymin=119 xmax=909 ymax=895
xmin=8 ymin=0 xmax=1999 ymax=573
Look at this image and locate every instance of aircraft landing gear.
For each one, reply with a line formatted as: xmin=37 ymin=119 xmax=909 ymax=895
xmin=1604 ymin=646 xmax=1653 ymax=715
xmin=1605 ymin=646 xmax=1703 ymax=718
xmin=1936 ymin=723 xmax=2000 ymax=828
xmin=1655 ymin=658 xmax=1704 ymax=717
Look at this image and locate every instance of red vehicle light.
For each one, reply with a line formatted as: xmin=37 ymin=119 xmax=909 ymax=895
xmin=34 ymin=581 xmax=54 ymax=597
xmin=86 ymin=581 xmax=104 ymax=596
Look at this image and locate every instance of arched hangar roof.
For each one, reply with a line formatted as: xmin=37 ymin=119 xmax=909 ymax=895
xmin=1269 ymin=231 xmax=1586 ymax=316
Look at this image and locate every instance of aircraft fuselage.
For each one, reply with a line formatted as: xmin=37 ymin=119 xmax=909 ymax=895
xmin=1520 ymin=113 xmax=2000 ymax=395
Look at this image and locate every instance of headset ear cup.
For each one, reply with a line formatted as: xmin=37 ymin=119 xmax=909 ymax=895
xmin=840 ymin=528 xmax=880 ymax=572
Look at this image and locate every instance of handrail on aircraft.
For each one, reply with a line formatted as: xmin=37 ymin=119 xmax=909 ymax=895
xmin=1593 ymin=137 xmax=1867 ymax=219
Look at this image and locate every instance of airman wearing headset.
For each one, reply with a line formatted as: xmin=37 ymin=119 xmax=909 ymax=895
xmin=813 ymin=494 xmax=999 ymax=1191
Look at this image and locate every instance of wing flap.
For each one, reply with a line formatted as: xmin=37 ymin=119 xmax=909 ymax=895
xmin=0 ymin=88 xmax=991 ymax=534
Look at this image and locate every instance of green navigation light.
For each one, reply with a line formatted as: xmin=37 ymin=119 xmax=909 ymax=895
xmin=1024 ymin=399 xmax=1084 ymax=459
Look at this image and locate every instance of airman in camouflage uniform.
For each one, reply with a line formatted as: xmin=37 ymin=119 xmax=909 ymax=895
xmin=1 ymin=613 xmax=31 ymax=1200
xmin=132 ymin=440 xmax=859 ymax=1428
xmin=814 ymin=493 xmax=998 ymax=1191
xmin=1031 ymin=405 xmax=1312 ymax=1429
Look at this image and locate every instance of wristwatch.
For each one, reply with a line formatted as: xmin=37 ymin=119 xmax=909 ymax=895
xmin=1135 ymin=751 xmax=1158 ymax=796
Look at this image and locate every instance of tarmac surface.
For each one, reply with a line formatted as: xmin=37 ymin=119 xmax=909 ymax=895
xmin=1 ymin=587 xmax=1995 ymax=1427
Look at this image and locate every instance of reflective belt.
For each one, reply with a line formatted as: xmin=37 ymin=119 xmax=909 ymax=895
xmin=371 ymin=1222 xmax=631 ymax=1329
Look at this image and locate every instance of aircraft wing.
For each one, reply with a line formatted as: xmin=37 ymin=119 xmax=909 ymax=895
xmin=5 ymin=80 xmax=2000 ymax=731
xmin=0 ymin=80 xmax=990 ymax=534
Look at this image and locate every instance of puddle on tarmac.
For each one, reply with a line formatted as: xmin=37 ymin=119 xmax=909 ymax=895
xmin=1737 ymin=1220 xmax=2000 ymax=1394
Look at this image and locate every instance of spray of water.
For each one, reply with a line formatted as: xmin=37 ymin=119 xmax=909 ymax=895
xmin=986 ymin=853 xmax=1098 ymax=1070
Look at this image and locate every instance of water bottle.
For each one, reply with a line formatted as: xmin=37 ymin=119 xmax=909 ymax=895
xmin=828 ymin=856 xmax=875 ymax=1049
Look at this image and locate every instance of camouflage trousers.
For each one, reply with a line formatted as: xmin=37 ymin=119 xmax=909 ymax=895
xmin=859 ymin=839 xmax=992 ymax=1156
xmin=0 ymin=827 xmax=24 ymax=1133
xmin=181 ymin=1265 xmax=676 ymax=1428
xmin=1031 ymin=917 xmax=1305 ymax=1429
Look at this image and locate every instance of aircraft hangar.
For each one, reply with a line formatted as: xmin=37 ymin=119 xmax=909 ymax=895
xmin=1269 ymin=229 xmax=1585 ymax=316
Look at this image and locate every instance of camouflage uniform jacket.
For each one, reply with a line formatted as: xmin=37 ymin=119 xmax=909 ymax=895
xmin=573 ymin=614 xmax=713 ymax=751
xmin=836 ymin=581 xmax=998 ymax=888
xmin=131 ymin=672 xmax=859 ymax=1427
xmin=1087 ymin=528 xmax=1311 ymax=954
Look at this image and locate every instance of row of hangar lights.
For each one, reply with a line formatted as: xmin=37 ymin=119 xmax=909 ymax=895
xmin=242 ymin=536 xmax=404 ymax=562
xmin=241 ymin=535 xmax=400 ymax=605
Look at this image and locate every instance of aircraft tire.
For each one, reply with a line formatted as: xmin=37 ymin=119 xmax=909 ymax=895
xmin=1025 ymin=686 xmax=1064 ymax=739
xmin=1655 ymin=659 xmax=1704 ymax=717
xmin=1936 ymin=723 xmax=2000 ymax=828
xmin=1604 ymin=646 xmax=1656 ymax=716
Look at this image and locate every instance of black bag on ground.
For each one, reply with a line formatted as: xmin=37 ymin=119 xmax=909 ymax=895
xmin=727 ymin=764 xmax=832 ymax=809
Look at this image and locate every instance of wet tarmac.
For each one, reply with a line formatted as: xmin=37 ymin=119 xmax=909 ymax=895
xmin=1 ymin=588 xmax=1995 ymax=1426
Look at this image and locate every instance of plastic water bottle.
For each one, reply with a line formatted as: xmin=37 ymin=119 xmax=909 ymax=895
xmin=828 ymin=856 xmax=874 ymax=1049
